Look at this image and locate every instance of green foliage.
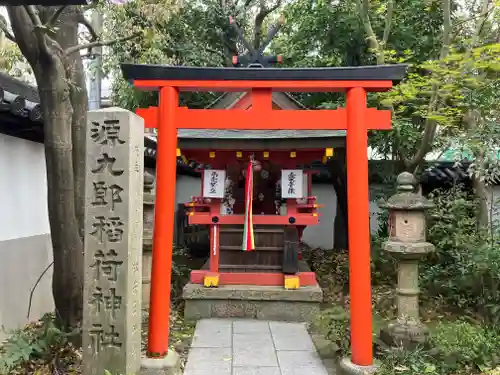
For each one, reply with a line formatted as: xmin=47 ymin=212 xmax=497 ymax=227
xmin=377 ymin=347 xmax=441 ymax=375
xmin=301 ymin=246 xmax=349 ymax=300
xmin=375 ymin=320 xmax=500 ymax=375
xmin=421 ymin=187 xmax=500 ymax=322
xmin=0 ymin=313 xmax=79 ymax=374
xmin=105 ymin=0 xmax=256 ymax=110
xmin=171 ymin=245 xmax=192 ymax=305
xmin=430 ymin=320 xmax=500 ymax=372
xmin=311 ymin=306 xmax=351 ymax=356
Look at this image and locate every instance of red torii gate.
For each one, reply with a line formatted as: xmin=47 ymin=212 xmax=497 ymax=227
xmin=121 ymin=63 xmax=407 ymax=368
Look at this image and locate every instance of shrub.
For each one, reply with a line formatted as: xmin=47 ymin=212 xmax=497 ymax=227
xmin=311 ymin=305 xmax=351 ymax=356
xmin=421 ymin=187 xmax=500 ymax=322
xmin=430 ymin=320 xmax=500 ymax=373
xmin=0 ymin=313 xmax=79 ymax=374
xmin=377 ymin=347 xmax=441 ymax=375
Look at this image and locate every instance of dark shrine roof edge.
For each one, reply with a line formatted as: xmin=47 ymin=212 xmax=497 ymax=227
xmin=177 ymin=129 xmax=346 ymax=139
xmin=121 ymin=64 xmax=408 ymax=84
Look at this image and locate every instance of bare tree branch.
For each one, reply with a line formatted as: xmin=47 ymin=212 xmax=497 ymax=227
xmin=24 ymin=5 xmax=51 ymax=57
xmin=356 ymin=0 xmax=382 ymax=63
xmin=0 ymin=14 xmax=15 ymax=42
xmin=407 ymin=0 xmax=452 ymax=171
xmin=78 ymin=14 xmax=98 ymax=41
xmin=63 ymin=32 xmax=141 ymax=56
xmin=47 ymin=5 xmax=67 ymax=28
xmin=382 ymin=0 xmax=394 ymax=46
xmin=452 ymin=6 xmax=494 ymax=30
xmin=254 ymin=0 xmax=282 ymax=49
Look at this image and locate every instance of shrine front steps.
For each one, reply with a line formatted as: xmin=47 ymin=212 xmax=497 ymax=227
xmin=183 ymin=282 xmax=323 ymax=323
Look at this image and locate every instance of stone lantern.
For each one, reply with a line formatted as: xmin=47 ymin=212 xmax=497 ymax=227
xmin=379 ymin=172 xmax=435 ymax=348
xmin=142 ymin=170 xmax=155 ymax=306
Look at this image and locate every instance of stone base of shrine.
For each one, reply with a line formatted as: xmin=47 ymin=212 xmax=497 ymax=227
xmin=183 ymin=282 xmax=323 ymax=322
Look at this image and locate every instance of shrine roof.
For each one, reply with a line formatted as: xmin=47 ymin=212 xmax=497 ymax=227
xmin=121 ymin=64 xmax=408 ymax=85
xmin=0 ymin=71 xmax=43 ymax=143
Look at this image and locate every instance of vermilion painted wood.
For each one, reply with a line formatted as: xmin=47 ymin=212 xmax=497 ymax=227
xmin=346 ymin=87 xmax=373 ymax=366
xmin=189 ymin=270 xmax=318 ymax=286
xmin=138 ymin=106 xmax=391 ymax=131
xmin=137 ymin=107 xmax=157 ymax=128
xmin=187 ymin=214 xmax=320 ymax=226
xmin=147 ymin=87 xmax=179 ymax=357
xmin=132 ymin=79 xmax=393 ymax=92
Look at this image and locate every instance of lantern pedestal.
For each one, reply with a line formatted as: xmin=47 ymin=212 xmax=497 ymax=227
xmin=379 ymin=172 xmax=434 ymax=349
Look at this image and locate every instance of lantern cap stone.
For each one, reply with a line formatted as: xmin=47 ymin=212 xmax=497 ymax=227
xmin=380 ymin=172 xmax=434 ymax=210
xmin=397 ymin=171 xmax=416 ymax=192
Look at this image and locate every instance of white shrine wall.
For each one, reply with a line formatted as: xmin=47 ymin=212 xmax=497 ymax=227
xmin=0 ymin=133 xmax=54 ymax=341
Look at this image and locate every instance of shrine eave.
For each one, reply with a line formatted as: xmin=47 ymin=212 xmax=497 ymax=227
xmin=121 ymin=64 xmax=408 ymax=92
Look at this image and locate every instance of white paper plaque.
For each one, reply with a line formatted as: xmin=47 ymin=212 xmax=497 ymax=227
xmin=281 ymin=169 xmax=304 ymax=198
xmin=203 ymin=169 xmax=226 ymax=198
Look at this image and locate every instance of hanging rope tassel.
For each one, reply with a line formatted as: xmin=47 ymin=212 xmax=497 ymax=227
xmin=242 ymin=161 xmax=255 ymax=251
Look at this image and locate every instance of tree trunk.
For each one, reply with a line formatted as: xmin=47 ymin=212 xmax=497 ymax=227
xmin=52 ymin=6 xmax=88 ymax=240
xmin=471 ymin=174 xmax=489 ymax=228
xmin=328 ymin=149 xmax=348 ymax=250
xmin=35 ymin=60 xmax=84 ymax=330
xmin=8 ymin=5 xmax=85 ymax=331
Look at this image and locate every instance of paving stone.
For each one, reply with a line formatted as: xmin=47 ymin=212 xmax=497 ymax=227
xmin=280 ymin=366 xmax=329 ymax=375
xmin=233 ymin=345 xmax=279 ymax=367
xmin=233 ymin=334 xmax=277 ymax=367
xmin=233 ymin=332 xmax=273 ymax=349
xmin=233 ymin=320 xmax=270 ymax=334
xmin=269 ymin=321 xmax=308 ymax=334
xmin=270 ymin=323 xmax=315 ymax=351
xmin=184 ymin=319 xmax=331 ymax=375
xmin=184 ymin=347 xmax=232 ymax=375
xmin=191 ymin=318 xmax=232 ymax=348
xmin=276 ymin=350 xmax=324 ymax=368
xmin=197 ymin=318 xmax=233 ymax=333
xmin=233 ymin=367 xmax=282 ymax=375
xmin=184 ymin=365 xmax=231 ymax=375
xmin=184 ymin=347 xmax=232 ymax=367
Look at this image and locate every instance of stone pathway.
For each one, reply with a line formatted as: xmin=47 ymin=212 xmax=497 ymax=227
xmin=183 ymin=318 xmax=330 ymax=375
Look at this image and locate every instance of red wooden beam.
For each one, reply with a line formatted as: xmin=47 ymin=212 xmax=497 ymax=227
xmin=190 ymin=270 xmax=318 ymax=286
xmin=187 ymin=214 xmax=319 ymax=226
xmin=137 ymin=107 xmax=158 ymax=129
xmin=132 ymin=79 xmax=393 ymax=92
xmin=137 ymin=106 xmax=392 ymax=131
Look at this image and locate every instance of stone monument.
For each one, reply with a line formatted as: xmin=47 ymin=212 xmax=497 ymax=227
xmin=379 ymin=172 xmax=435 ymax=348
xmin=83 ymin=108 xmax=144 ymax=375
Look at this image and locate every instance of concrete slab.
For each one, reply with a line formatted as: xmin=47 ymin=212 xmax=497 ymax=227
xmin=233 ymin=320 xmax=270 ymax=334
xmin=276 ymin=350 xmax=325 ymax=368
xmin=183 ymin=347 xmax=232 ymax=375
xmin=191 ymin=319 xmax=232 ymax=348
xmin=270 ymin=322 xmax=316 ymax=351
xmin=233 ymin=367 xmax=282 ymax=375
xmin=185 ymin=318 xmax=330 ymax=375
xmin=233 ymin=333 xmax=278 ymax=367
